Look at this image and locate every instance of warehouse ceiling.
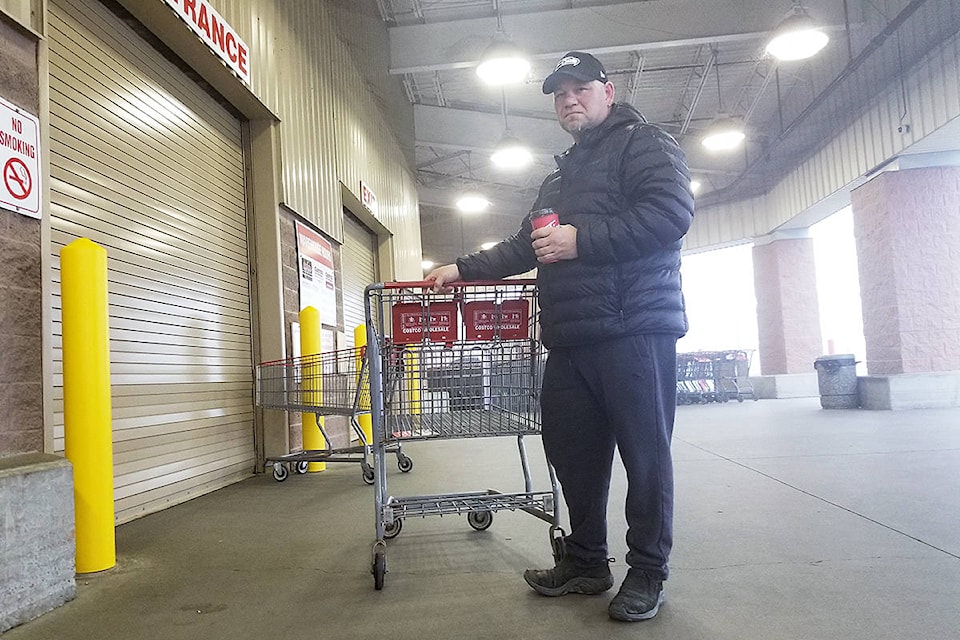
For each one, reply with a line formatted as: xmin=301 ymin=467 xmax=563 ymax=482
xmin=376 ymin=0 xmax=960 ymax=267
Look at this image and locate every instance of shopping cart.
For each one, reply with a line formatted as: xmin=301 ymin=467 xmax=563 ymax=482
xmin=714 ymin=349 xmax=758 ymax=402
xmin=255 ymin=346 xmax=412 ymax=483
xmin=363 ymin=280 xmax=562 ymax=590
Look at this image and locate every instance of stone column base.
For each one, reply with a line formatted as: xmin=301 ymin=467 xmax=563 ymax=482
xmin=859 ymin=372 xmax=960 ymax=410
xmin=749 ymin=373 xmax=819 ymax=399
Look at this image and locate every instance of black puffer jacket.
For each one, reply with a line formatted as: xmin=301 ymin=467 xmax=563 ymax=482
xmin=457 ymin=103 xmax=694 ymax=348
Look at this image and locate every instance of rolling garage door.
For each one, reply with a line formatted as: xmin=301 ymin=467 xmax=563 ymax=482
xmin=48 ymin=0 xmax=255 ymax=523
xmin=341 ymin=212 xmax=379 ymax=347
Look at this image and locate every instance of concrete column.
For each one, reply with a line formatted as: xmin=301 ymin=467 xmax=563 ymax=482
xmin=752 ymin=234 xmax=823 ymax=375
xmin=851 ymin=167 xmax=960 ymax=374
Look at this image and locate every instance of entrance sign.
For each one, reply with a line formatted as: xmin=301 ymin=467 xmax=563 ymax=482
xmin=162 ymin=0 xmax=251 ymax=85
xmin=0 ymin=96 xmax=41 ymax=218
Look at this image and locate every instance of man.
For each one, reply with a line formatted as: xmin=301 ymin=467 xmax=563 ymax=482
xmin=427 ymin=51 xmax=693 ymax=622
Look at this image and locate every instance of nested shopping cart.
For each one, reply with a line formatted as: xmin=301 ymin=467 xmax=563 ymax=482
xmin=255 ymin=346 xmax=411 ymax=483
xmin=363 ymin=279 xmax=563 ymax=590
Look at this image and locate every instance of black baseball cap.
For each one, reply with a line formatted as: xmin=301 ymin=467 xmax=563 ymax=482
xmin=541 ymin=51 xmax=608 ymax=94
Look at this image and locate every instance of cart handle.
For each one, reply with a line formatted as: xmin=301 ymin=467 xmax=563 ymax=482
xmin=370 ymin=279 xmax=537 ymax=290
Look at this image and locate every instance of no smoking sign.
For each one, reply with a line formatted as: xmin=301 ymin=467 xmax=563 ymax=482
xmin=0 ymin=96 xmax=41 ymax=218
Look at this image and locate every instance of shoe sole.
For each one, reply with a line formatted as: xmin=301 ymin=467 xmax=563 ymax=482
xmin=608 ymin=590 xmax=665 ymax=622
xmin=523 ymin=574 xmax=614 ymax=597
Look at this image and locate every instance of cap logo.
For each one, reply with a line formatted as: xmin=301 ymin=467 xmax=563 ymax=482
xmin=555 ymin=56 xmax=581 ymax=71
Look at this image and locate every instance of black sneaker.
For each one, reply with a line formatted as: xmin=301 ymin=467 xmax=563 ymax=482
xmin=523 ymin=556 xmax=614 ymax=597
xmin=607 ymin=569 xmax=665 ymax=621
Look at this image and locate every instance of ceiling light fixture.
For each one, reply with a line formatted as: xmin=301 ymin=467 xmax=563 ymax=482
xmin=456 ymin=192 xmax=490 ymax=213
xmin=490 ymin=90 xmax=532 ymax=169
xmin=701 ymin=50 xmax=745 ymax=152
xmin=491 ymin=132 xmax=533 ymax=169
xmin=475 ymin=1 xmax=530 ymax=85
xmin=421 ymin=260 xmax=435 ymax=271
xmin=480 ymin=241 xmax=499 ymax=250
xmin=765 ymin=3 xmax=830 ymax=61
xmin=476 ymin=39 xmax=530 ymax=85
xmin=701 ymin=117 xmax=746 ymax=151
xmin=690 ymin=179 xmax=702 ymax=194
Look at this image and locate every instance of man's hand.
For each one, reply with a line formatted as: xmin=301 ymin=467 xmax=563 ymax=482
xmin=425 ymin=263 xmax=462 ymax=292
xmin=532 ymin=225 xmax=578 ymax=264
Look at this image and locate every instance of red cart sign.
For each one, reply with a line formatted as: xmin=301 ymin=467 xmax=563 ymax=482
xmin=464 ymin=300 xmax=529 ymax=341
xmin=392 ymin=302 xmax=458 ymax=344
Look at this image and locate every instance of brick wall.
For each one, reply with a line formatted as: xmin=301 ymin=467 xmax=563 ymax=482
xmin=0 ymin=16 xmax=42 ymax=455
xmin=852 ymin=168 xmax=960 ymax=375
xmin=753 ymin=237 xmax=823 ymax=375
xmin=278 ymin=210 xmax=350 ymax=451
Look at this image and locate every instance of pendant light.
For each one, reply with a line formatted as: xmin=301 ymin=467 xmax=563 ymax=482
xmin=475 ymin=1 xmax=530 ymax=85
xmin=765 ymin=3 xmax=830 ymax=62
xmin=701 ymin=50 xmax=745 ymax=152
xmin=456 ymin=192 xmax=490 ymax=213
xmin=490 ymin=90 xmax=532 ymax=169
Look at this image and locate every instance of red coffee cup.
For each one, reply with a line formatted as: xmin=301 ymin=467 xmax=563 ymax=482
xmin=531 ymin=208 xmax=559 ymax=230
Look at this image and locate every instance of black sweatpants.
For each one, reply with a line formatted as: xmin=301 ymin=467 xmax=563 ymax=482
xmin=540 ymin=334 xmax=677 ymax=579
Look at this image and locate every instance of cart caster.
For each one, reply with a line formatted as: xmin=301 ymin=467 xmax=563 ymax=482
xmin=272 ymin=462 xmax=289 ymax=482
xmin=383 ymin=518 xmax=403 ymax=539
xmin=372 ymin=546 xmax=386 ymax=590
xmin=466 ymin=510 xmax=493 ymax=531
xmin=296 ymin=460 xmax=310 ymax=474
xmin=361 ymin=466 xmax=375 ymax=485
xmin=397 ymin=454 xmax=413 ymax=473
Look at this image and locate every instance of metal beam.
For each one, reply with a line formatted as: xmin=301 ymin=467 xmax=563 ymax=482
xmin=414 ymin=104 xmax=571 ymax=156
xmin=388 ymin=0 xmax=850 ymax=74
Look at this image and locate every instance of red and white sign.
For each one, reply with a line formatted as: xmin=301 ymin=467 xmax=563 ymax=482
xmin=0 ymin=97 xmax=41 ymax=218
xmin=162 ymin=0 xmax=250 ymax=85
xmin=464 ymin=300 xmax=529 ymax=341
xmin=360 ymin=181 xmax=378 ymax=216
xmin=296 ymin=221 xmax=337 ymax=323
xmin=392 ymin=302 xmax=458 ymax=344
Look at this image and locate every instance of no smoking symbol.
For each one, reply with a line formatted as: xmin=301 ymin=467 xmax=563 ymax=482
xmin=4 ymin=157 xmax=32 ymax=201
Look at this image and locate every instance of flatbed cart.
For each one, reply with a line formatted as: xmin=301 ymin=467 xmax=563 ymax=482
xmin=255 ymin=347 xmax=412 ymax=483
xmin=364 ymin=280 xmax=564 ymax=590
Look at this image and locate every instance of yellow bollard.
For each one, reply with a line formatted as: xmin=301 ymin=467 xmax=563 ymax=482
xmin=299 ymin=307 xmax=325 ymax=471
xmin=403 ymin=348 xmax=421 ymax=416
xmin=353 ymin=325 xmax=373 ymax=444
xmin=61 ymin=238 xmax=116 ymax=574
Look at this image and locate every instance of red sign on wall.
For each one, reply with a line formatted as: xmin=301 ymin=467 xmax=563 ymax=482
xmin=464 ymin=300 xmax=529 ymax=341
xmin=392 ymin=302 xmax=458 ymax=344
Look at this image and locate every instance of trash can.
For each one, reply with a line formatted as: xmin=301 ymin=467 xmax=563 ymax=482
xmin=813 ymin=354 xmax=859 ymax=409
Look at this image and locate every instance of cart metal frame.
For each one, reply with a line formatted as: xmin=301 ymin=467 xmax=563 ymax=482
xmin=364 ymin=280 xmax=563 ymax=589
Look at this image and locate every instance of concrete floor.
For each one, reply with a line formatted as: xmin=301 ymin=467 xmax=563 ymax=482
xmin=7 ymin=398 xmax=960 ymax=640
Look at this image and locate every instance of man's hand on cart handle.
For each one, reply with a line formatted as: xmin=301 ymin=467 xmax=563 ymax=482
xmin=425 ymin=264 xmax=462 ymax=293
xmin=532 ymin=224 xmax=578 ymax=264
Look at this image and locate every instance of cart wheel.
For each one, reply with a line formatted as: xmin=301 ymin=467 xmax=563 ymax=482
xmin=296 ymin=460 xmax=310 ymax=474
xmin=272 ymin=463 xmax=289 ymax=482
xmin=466 ymin=510 xmax=493 ymax=531
xmin=397 ymin=454 xmax=414 ymax=473
xmin=362 ymin=467 xmax=375 ymax=485
xmin=373 ymin=548 xmax=386 ymax=590
xmin=383 ymin=518 xmax=403 ymax=539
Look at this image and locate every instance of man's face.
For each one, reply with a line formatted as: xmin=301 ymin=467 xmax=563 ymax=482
xmin=552 ymin=78 xmax=615 ymax=139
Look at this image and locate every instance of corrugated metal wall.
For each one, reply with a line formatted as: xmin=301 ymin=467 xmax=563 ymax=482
xmin=208 ymin=0 xmax=421 ymax=280
xmin=48 ymin=0 xmax=255 ymax=523
xmin=688 ymin=10 xmax=960 ymax=252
